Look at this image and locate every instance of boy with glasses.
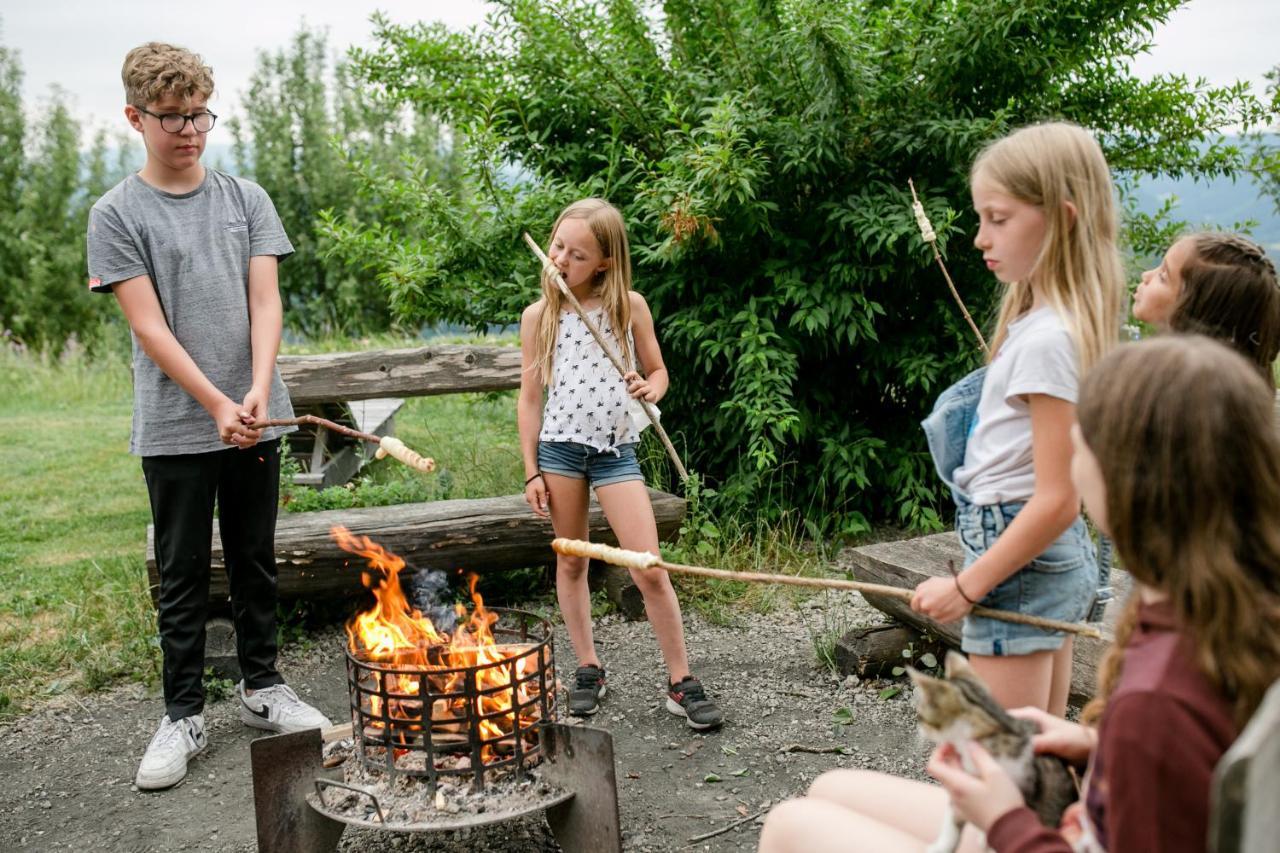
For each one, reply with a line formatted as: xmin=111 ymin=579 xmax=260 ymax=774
xmin=87 ymin=42 xmax=330 ymax=791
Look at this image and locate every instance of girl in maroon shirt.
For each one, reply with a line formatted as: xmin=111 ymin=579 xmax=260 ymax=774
xmin=759 ymin=336 xmax=1280 ymax=852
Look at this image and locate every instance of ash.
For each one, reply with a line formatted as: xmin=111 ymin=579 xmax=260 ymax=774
xmin=314 ymin=741 xmax=566 ymax=829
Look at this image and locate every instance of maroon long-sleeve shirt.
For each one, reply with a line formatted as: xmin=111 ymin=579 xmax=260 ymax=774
xmin=986 ymin=600 xmax=1238 ymax=853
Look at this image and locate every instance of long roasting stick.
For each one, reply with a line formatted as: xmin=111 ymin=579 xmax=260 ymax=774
xmin=552 ymin=538 xmax=1102 ymax=640
xmin=522 ymin=232 xmax=689 ymax=482
xmin=255 ymin=415 xmax=436 ymax=473
xmin=909 ymin=179 xmax=989 ymax=356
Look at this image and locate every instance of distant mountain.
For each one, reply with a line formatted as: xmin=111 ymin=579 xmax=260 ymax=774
xmin=1129 ymin=172 xmax=1279 ymax=251
xmin=1126 ymin=135 xmax=1280 ymax=253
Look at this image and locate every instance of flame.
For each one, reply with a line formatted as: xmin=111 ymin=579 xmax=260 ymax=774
xmin=331 ymin=526 xmax=542 ymax=765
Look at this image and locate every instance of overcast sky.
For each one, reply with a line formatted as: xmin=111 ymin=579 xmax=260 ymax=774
xmin=4 ymin=0 xmax=1278 ymax=143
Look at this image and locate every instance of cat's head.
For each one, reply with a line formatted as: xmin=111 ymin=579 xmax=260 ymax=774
xmin=907 ymin=650 xmax=1024 ymax=743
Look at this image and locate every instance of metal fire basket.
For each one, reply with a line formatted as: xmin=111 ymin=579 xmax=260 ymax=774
xmin=249 ymin=607 xmax=622 ymax=853
xmin=346 ymin=606 xmax=554 ymax=792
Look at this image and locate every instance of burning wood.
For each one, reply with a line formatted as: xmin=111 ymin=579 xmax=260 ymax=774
xmin=330 ymin=526 xmax=556 ymax=790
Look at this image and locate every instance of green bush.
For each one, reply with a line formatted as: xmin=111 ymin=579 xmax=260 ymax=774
xmin=322 ymin=0 xmax=1273 ymax=530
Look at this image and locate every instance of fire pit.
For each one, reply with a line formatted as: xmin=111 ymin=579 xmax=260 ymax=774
xmin=249 ymin=527 xmax=621 ymax=853
xmin=344 ymin=605 xmax=554 ymax=792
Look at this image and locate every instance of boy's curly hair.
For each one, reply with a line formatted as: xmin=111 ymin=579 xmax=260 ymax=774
xmin=122 ymin=42 xmax=214 ymax=107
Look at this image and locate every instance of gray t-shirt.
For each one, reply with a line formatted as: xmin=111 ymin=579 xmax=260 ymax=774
xmin=87 ymin=169 xmax=297 ymax=456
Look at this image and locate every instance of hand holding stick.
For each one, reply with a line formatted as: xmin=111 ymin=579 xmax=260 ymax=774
xmin=522 ymin=232 xmax=690 ymax=483
xmin=909 ymin=179 xmax=989 ymax=356
xmin=255 ymin=415 xmax=436 ymax=473
xmin=551 ymin=537 xmax=1102 ymax=639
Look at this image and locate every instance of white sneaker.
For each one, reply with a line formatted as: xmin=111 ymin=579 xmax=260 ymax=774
xmin=135 ymin=714 xmax=207 ymax=790
xmin=237 ymin=681 xmax=332 ymax=733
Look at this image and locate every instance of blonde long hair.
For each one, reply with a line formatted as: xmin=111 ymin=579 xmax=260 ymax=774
xmin=1077 ymin=337 xmax=1280 ymax=727
xmin=534 ymin=198 xmax=633 ymax=386
xmin=972 ymin=122 xmax=1125 ymax=374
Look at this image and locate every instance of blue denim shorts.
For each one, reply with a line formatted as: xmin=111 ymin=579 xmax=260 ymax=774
xmin=536 ymin=441 xmax=644 ymax=488
xmin=957 ymin=501 xmax=1099 ymax=656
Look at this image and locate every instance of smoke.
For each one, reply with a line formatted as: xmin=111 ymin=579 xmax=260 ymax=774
xmin=408 ymin=565 xmax=459 ymax=634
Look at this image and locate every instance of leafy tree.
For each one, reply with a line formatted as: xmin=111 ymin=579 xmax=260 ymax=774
xmin=229 ymin=26 xmax=465 ymax=336
xmin=326 ymin=0 xmax=1274 ymax=530
xmin=1251 ymin=65 xmax=1280 ymax=216
xmin=0 ymin=36 xmax=128 ymax=354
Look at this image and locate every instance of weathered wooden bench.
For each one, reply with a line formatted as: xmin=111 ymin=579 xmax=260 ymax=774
xmin=145 ymin=344 xmax=686 ymax=615
xmin=837 ymin=532 xmax=1131 ymax=703
xmin=145 ymin=489 xmax=685 ymax=604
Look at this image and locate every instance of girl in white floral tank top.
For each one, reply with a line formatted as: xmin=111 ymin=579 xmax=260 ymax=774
xmin=517 ymin=199 xmax=723 ymax=730
xmin=538 ymin=306 xmax=653 ymax=452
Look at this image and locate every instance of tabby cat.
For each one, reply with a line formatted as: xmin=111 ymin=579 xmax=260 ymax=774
xmin=909 ymin=651 xmax=1078 ymax=853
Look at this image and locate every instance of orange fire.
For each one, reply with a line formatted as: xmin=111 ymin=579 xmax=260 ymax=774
xmin=331 ymin=526 xmax=543 ymax=763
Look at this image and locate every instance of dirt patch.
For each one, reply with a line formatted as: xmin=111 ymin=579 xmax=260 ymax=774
xmin=0 ymin=591 xmax=931 ymax=852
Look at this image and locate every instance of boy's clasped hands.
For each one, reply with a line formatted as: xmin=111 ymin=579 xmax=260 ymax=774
xmin=214 ymin=391 xmax=270 ymax=448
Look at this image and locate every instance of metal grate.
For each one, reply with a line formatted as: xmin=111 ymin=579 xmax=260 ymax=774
xmin=345 ymin=607 xmax=556 ymax=792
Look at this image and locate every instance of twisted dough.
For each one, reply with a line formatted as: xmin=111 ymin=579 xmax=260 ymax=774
xmin=550 ymin=538 xmax=661 ymax=570
xmin=375 ymin=436 xmax=436 ymax=472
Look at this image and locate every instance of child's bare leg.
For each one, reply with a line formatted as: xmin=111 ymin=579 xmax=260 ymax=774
xmin=759 ymin=797 xmax=928 ymax=853
xmin=762 ymin=770 xmax=987 ymax=853
xmin=969 ymin=650 xmax=1055 ymax=711
xmin=1047 ymin=638 xmax=1075 ymax=717
xmin=594 ymin=480 xmax=691 ymax=682
xmin=545 ymin=473 xmax=596 ymax=666
xmin=807 ymin=769 xmax=949 ymax=842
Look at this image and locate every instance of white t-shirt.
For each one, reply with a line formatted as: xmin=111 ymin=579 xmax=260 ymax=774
xmin=954 ymin=306 xmax=1079 ymax=504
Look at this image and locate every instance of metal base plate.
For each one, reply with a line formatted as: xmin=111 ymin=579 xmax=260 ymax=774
xmin=251 ymin=723 xmax=621 ymax=853
xmin=251 ymin=728 xmax=346 ymax=853
xmin=542 ymin=723 xmax=623 ymax=853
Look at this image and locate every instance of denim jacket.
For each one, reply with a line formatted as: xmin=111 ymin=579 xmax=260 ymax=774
xmin=921 ymin=366 xmax=986 ymax=505
xmin=921 ymin=366 xmax=1113 ymax=622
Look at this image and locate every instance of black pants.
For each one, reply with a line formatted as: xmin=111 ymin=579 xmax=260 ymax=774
xmin=143 ymin=439 xmax=284 ymax=720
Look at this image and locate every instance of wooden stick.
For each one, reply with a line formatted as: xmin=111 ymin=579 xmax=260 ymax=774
xmin=686 ymin=809 xmax=766 ymax=844
xmin=256 ymin=415 xmax=436 ymax=473
xmin=522 ymin=232 xmax=690 ymax=483
xmin=551 ymin=538 xmax=1102 ymax=640
xmin=908 ymin=179 xmax=989 ymax=356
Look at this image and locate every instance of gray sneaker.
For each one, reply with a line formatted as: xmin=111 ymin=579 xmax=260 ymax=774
xmin=666 ymin=676 xmax=724 ymax=730
xmin=135 ymin=714 xmax=207 ymax=790
xmin=237 ymin=682 xmax=332 ymax=733
xmin=568 ymin=665 xmax=607 ymax=716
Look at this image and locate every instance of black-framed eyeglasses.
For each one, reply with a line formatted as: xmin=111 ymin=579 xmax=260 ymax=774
xmin=135 ymin=107 xmax=217 ymax=134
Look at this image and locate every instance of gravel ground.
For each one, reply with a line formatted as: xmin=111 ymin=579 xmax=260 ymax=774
xmin=0 ymin=590 xmax=930 ymax=852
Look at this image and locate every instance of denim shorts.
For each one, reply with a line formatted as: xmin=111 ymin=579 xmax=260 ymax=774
xmin=536 ymin=441 xmax=644 ymax=488
xmin=957 ymin=501 xmax=1099 ymax=656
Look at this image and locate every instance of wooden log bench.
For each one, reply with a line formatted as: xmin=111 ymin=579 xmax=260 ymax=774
xmin=275 ymin=344 xmax=523 ymax=490
xmin=147 ymin=489 xmax=685 ymax=611
xmin=836 ymin=532 xmax=1131 ymax=703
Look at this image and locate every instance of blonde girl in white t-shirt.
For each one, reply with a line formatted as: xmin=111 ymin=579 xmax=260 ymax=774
xmin=910 ymin=123 xmax=1125 ymax=715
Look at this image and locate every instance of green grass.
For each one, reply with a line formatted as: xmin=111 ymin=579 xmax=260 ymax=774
xmin=0 ymin=345 xmax=158 ymax=714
